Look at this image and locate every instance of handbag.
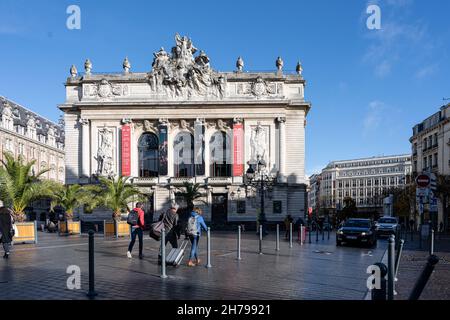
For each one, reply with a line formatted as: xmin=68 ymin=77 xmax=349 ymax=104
xmin=149 ymin=220 xmax=164 ymax=241
xmin=11 ymin=224 xmax=18 ymax=237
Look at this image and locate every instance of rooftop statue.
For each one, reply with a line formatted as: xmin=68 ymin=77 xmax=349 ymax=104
xmin=236 ymin=56 xmax=244 ymax=72
xmin=148 ymin=34 xmax=224 ymax=99
xmin=70 ymin=65 xmax=78 ymax=77
xmin=84 ymin=59 xmax=92 ymax=75
xmin=276 ymin=57 xmax=283 ymax=71
xmin=123 ymin=57 xmax=131 ymax=73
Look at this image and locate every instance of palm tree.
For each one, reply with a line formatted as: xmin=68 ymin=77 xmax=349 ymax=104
xmin=50 ymin=184 xmax=96 ymax=221
xmin=94 ymin=175 xmax=144 ymax=221
xmin=0 ymin=152 xmax=57 ymax=222
xmin=177 ymin=182 xmax=205 ymax=212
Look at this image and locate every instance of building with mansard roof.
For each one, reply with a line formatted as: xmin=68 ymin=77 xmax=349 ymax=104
xmin=59 ymin=34 xmax=310 ymax=227
xmin=0 ymin=95 xmax=65 ymax=220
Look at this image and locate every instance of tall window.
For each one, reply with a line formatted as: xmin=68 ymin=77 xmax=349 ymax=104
xmin=210 ymin=131 xmax=231 ymax=177
xmin=138 ymin=133 xmax=159 ymax=177
xmin=174 ymin=132 xmax=194 ymax=177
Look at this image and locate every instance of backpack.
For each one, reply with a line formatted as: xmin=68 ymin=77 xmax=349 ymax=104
xmin=127 ymin=209 xmax=139 ymax=226
xmin=186 ymin=215 xmax=199 ymax=236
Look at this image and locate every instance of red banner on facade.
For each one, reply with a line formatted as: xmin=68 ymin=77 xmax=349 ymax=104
xmin=233 ymin=123 xmax=244 ymax=176
xmin=121 ymin=124 xmax=131 ymax=176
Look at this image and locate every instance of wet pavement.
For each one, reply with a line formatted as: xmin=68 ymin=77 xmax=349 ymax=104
xmin=0 ymin=230 xmax=387 ymax=300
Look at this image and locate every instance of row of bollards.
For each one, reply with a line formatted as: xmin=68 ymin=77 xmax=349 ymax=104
xmin=372 ymin=232 xmax=439 ymax=301
xmin=86 ymin=221 xmax=331 ymax=299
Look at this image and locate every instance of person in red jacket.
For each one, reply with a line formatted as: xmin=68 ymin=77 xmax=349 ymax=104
xmin=127 ymin=202 xmax=145 ymax=259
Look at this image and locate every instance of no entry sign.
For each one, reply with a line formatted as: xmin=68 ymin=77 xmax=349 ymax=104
xmin=416 ymin=174 xmax=431 ymax=188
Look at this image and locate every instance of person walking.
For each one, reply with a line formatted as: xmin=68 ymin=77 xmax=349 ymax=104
xmin=158 ymin=203 xmax=180 ymax=264
xmin=284 ymin=214 xmax=293 ymax=239
xmin=127 ymin=202 xmax=145 ymax=259
xmin=0 ymin=205 xmax=15 ymax=259
xmin=186 ymin=207 xmax=208 ymax=267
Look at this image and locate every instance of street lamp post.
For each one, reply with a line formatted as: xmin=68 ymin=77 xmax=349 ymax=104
xmin=245 ymin=155 xmax=276 ymax=237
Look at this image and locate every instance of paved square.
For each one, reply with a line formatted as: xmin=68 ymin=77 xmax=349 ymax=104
xmin=0 ymin=230 xmax=387 ymax=300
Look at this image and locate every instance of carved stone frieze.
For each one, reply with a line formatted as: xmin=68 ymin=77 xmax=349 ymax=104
xmin=83 ymin=79 xmax=129 ymax=99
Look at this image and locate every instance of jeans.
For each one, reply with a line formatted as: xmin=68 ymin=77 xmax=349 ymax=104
xmin=189 ymin=235 xmax=200 ymax=260
xmin=2 ymin=242 xmax=11 ymax=255
xmin=128 ymin=228 xmax=143 ymax=256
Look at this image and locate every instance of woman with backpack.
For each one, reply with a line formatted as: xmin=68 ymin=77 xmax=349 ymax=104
xmin=126 ymin=202 xmax=145 ymax=259
xmin=186 ymin=207 xmax=208 ymax=267
xmin=0 ymin=205 xmax=15 ymax=259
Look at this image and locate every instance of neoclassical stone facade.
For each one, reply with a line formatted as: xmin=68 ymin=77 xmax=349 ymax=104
xmin=59 ymin=34 xmax=310 ymax=225
xmin=0 ymin=96 xmax=65 ymax=219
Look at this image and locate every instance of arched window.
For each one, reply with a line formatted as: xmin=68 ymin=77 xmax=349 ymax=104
xmin=210 ymin=131 xmax=231 ymax=177
xmin=174 ymin=132 xmax=194 ymax=177
xmin=138 ymin=133 xmax=159 ymax=177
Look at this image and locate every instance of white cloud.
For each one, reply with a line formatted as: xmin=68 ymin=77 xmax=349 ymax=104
xmin=374 ymin=60 xmax=392 ymax=78
xmin=363 ymin=101 xmax=386 ymax=136
xmin=415 ymin=64 xmax=438 ymax=79
xmin=0 ymin=25 xmax=20 ymax=35
xmin=362 ymin=0 xmax=437 ymax=78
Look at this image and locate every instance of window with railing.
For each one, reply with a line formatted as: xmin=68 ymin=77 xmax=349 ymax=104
xmin=209 ymin=131 xmax=232 ymax=177
xmin=139 ymin=133 xmax=159 ymax=177
xmin=174 ymin=132 xmax=195 ymax=177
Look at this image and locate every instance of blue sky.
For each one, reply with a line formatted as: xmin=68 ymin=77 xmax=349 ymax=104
xmin=1 ymin=0 xmax=449 ymax=176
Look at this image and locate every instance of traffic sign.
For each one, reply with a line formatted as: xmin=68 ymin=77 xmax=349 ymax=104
xmin=416 ymin=174 xmax=431 ymax=188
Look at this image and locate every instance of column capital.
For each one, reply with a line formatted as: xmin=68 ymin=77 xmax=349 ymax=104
xmin=79 ymin=118 xmax=90 ymax=126
xmin=233 ymin=117 xmax=243 ymax=124
xmin=195 ymin=117 xmax=206 ymax=125
xmin=121 ymin=118 xmax=132 ymax=125
xmin=158 ymin=118 xmax=169 ymax=125
xmin=277 ymin=116 xmax=286 ymax=123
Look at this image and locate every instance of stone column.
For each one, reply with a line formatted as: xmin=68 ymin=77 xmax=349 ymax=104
xmin=80 ymin=118 xmax=90 ymax=179
xmin=277 ymin=117 xmax=286 ymax=182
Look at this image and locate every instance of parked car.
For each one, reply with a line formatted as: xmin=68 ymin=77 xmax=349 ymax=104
xmin=375 ymin=216 xmax=399 ymax=237
xmin=336 ymin=218 xmax=377 ymax=247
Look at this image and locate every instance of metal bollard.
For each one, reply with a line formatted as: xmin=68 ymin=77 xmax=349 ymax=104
xmin=87 ymin=230 xmax=97 ymax=298
xmin=322 ymin=225 xmax=325 ymax=241
xmin=316 ymin=223 xmax=319 ymax=242
xmin=371 ymin=262 xmax=388 ymax=300
xmin=259 ymin=225 xmax=263 ymax=255
xmin=408 ymin=255 xmax=439 ymax=300
xmin=394 ymin=239 xmax=404 ymax=281
xmin=289 ymin=223 xmax=293 ymax=248
xmin=388 ymin=235 xmax=396 ymax=300
xmin=160 ymin=228 xmax=167 ymax=278
xmin=430 ymin=229 xmax=434 ymax=255
xmin=300 ymin=224 xmax=304 ymax=246
xmin=411 ymin=228 xmax=413 ymax=241
xmin=328 ymin=226 xmax=330 ymax=240
xmin=237 ymin=225 xmax=242 ymax=260
xmin=309 ymin=224 xmax=312 ymax=244
xmin=206 ymin=227 xmax=212 ymax=268
xmin=276 ymin=224 xmax=280 ymax=251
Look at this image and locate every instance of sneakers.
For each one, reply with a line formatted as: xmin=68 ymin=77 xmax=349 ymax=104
xmin=195 ymin=258 xmax=201 ymax=265
xmin=139 ymin=254 xmax=144 ymax=260
xmin=187 ymin=260 xmax=196 ymax=267
xmin=127 ymin=251 xmax=132 ymax=259
xmin=3 ymin=253 xmax=9 ymax=259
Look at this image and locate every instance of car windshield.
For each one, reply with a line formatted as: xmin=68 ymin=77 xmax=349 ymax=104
xmin=344 ymin=220 xmax=370 ymax=228
xmin=378 ymin=218 xmax=397 ymax=224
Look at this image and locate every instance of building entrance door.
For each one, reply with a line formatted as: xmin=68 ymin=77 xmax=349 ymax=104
xmin=211 ymin=194 xmax=228 ymax=229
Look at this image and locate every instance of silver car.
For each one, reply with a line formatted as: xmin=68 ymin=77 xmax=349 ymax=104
xmin=376 ymin=217 xmax=399 ymax=237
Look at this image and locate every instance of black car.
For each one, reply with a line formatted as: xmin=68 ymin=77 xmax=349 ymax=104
xmin=336 ymin=218 xmax=377 ymax=247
